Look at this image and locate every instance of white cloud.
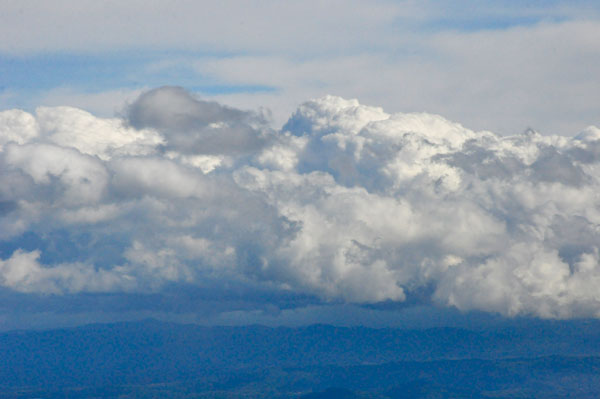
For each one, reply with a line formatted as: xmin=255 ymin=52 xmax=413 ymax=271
xmin=0 ymin=109 xmax=39 ymax=148
xmin=181 ymin=17 xmax=599 ymax=136
xmin=1 ymin=89 xmax=600 ymax=318
xmin=0 ymin=249 xmax=135 ymax=294
xmin=110 ymin=157 xmax=209 ymax=199
xmin=36 ymin=106 xmax=164 ymax=160
xmin=4 ymin=142 xmax=109 ymax=205
xmin=0 ymin=0 xmax=403 ymax=54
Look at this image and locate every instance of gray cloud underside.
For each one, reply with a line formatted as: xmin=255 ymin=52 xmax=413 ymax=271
xmin=1 ymin=87 xmax=600 ymax=319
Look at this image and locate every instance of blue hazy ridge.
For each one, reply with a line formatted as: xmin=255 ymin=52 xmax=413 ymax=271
xmin=1 ymin=319 xmax=600 ymax=398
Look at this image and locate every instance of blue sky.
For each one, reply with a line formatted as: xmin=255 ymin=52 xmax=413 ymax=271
xmin=0 ymin=1 xmax=600 ymax=330
xmin=0 ymin=52 xmax=276 ymax=97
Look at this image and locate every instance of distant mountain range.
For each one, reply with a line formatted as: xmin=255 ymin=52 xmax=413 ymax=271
xmin=2 ymin=319 xmax=600 ymax=398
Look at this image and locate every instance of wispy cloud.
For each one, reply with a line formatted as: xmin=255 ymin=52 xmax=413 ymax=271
xmin=1 ymin=2 xmax=598 ymax=135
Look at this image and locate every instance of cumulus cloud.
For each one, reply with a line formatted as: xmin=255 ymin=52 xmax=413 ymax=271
xmin=1 ymin=87 xmax=600 ymax=319
xmin=0 ymin=110 xmax=39 ymax=147
xmin=0 ymin=249 xmax=135 ymax=294
xmin=126 ymin=86 xmax=273 ymax=156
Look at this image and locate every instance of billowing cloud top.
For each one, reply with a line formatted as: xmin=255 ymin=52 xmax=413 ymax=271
xmin=1 ymin=87 xmax=600 ymax=319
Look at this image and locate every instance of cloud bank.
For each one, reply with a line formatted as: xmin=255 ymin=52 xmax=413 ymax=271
xmin=1 ymin=87 xmax=600 ymax=319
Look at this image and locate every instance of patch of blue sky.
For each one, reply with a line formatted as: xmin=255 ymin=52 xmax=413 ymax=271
xmin=415 ymin=0 xmax=599 ymax=33
xmin=0 ymin=229 xmax=129 ymax=269
xmin=0 ymin=51 xmax=275 ymax=104
xmin=0 ymin=52 xmax=146 ymax=91
xmin=425 ymin=14 xmax=564 ymax=32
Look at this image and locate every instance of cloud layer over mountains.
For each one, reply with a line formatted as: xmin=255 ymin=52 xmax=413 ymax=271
xmin=1 ymin=87 xmax=600 ymax=319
